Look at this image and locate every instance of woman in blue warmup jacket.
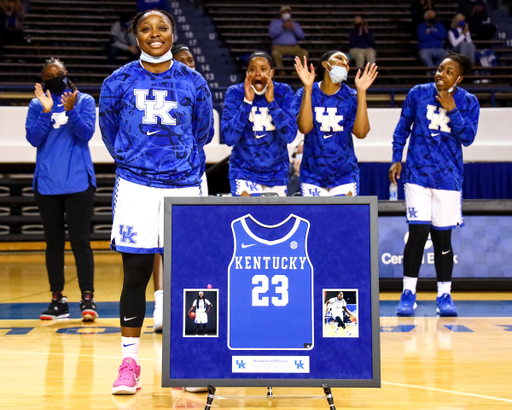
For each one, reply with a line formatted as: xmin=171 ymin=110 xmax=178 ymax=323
xmin=25 ymin=57 xmax=97 ymax=322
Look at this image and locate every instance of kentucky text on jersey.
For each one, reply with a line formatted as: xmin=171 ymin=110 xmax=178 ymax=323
xmin=233 ymin=256 xmax=308 ymax=270
xmin=293 ymin=82 xmax=359 ymax=188
xmin=392 ymin=83 xmax=480 ymax=191
xmin=99 ymin=60 xmax=213 ymax=188
xmin=221 ymin=82 xmax=297 ymax=186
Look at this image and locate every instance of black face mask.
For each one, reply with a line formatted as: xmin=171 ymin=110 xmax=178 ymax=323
xmin=44 ymin=75 xmax=68 ymax=94
xmin=427 ymin=18 xmax=437 ymax=25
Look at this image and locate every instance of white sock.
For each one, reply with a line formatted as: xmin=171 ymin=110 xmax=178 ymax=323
xmin=437 ymin=281 xmax=452 ymax=297
xmin=121 ymin=336 xmax=140 ymax=361
xmin=403 ymin=276 xmax=418 ymax=294
xmin=154 ymin=290 xmax=163 ymax=309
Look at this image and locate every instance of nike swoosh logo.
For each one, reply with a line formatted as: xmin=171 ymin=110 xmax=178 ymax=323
xmin=123 ymin=343 xmax=135 ymax=347
xmin=57 ymin=104 xmax=63 ymax=107
xmin=323 ymin=134 xmax=334 ymax=139
xmin=241 ymin=243 xmax=256 ymax=248
xmin=442 ymin=250 xmax=451 ymax=255
xmin=147 ymin=130 xmax=160 ymax=136
xmin=255 ymin=134 xmax=265 ymax=139
xmin=431 ymin=133 xmax=440 ymax=137
xmin=124 ymin=316 xmax=137 ymax=321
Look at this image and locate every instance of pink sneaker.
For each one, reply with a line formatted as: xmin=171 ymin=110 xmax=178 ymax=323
xmin=112 ymin=358 xmax=141 ymax=395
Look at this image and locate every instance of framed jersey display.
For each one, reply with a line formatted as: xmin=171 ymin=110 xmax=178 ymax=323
xmin=162 ymin=197 xmax=380 ymax=388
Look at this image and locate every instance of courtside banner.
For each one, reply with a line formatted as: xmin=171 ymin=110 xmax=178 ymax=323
xmin=162 ymin=197 xmax=380 ymax=388
xmin=379 ymin=216 xmax=512 ymax=278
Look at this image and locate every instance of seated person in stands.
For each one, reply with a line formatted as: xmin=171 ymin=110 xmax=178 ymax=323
xmin=448 ymin=13 xmax=475 ymax=61
xmin=348 ymin=16 xmax=376 ymax=70
xmin=457 ymin=0 xmax=496 ymax=41
xmin=108 ymin=12 xmax=139 ymax=65
xmin=1 ymin=0 xmax=25 ymax=46
xmin=137 ymin=0 xmax=168 ymax=13
xmin=417 ymin=10 xmax=448 ymax=68
xmin=269 ymin=5 xmax=309 ymax=76
xmin=222 ymin=51 xmax=297 ymax=196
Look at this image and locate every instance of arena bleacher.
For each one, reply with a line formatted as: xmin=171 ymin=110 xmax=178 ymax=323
xmin=0 ymin=0 xmax=512 ymax=245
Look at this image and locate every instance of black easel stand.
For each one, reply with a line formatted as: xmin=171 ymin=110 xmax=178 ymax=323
xmin=322 ymin=383 xmax=337 ymax=410
xmin=204 ymin=385 xmax=216 ymax=410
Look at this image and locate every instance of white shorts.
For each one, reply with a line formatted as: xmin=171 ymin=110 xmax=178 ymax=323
xmin=404 ymin=183 xmax=463 ymax=229
xmin=112 ymin=177 xmax=201 ymax=253
xmin=194 ymin=312 xmax=208 ymax=324
xmin=301 ymin=182 xmax=358 ymax=197
xmin=201 ymin=172 xmax=208 ymax=197
xmin=232 ymin=179 xmax=287 ymax=197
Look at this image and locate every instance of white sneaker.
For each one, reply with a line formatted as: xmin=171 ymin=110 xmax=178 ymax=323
xmin=184 ymin=387 xmax=208 ymax=393
xmin=153 ymin=290 xmax=163 ymax=333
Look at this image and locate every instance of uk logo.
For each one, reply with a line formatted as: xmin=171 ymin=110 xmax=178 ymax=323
xmin=134 ymin=89 xmax=177 ymax=125
xmin=249 ymin=107 xmax=276 ymax=132
xmin=236 ymin=360 xmax=246 ymax=369
xmin=51 ymin=112 xmax=69 ymax=129
xmin=426 ymin=104 xmax=451 ymax=132
xmin=309 ymin=188 xmax=322 ymax=197
xmin=119 ymin=225 xmax=137 ymax=244
xmin=245 ymin=181 xmax=259 ymax=191
xmin=407 ymin=207 xmax=418 ymax=219
xmin=314 ymin=107 xmax=343 ymax=132
xmin=295 ymin=360 xmax=304 ymax=369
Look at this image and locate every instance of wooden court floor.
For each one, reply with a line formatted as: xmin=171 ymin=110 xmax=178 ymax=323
xmin=1 ymin=252 xmax=512 ymax=409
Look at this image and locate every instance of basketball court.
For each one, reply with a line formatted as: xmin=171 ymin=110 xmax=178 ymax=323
xmin=1 ymin=251 xmax=511 ymax=409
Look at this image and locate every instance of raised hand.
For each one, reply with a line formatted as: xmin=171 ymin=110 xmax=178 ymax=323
xmin=261 ymin=72 xmax=274 ymax=103
xmin=354 ymin=62 xmax=378 ymax=92
xmin=61 ymin=90 xmax=78 ymax=111
xmin=244 ymin=71 xmax=255 ymax=102
xmin=294 ymin=56 xmax=315 ymax=89
xmin=34 ymin=83 xmax=53 ymax=113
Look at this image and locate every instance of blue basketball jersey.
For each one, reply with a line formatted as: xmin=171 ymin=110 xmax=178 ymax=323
xmin=293 ymin=82 xmax=359 ymax=188
xmin=228 ymin=214 xmax=313 ymax=350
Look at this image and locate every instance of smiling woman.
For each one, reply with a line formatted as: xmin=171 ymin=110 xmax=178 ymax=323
xmin=221 ymin=51 xmax=298 ymax=197
xmin=98 ymin=9 xmax=214 ymax=396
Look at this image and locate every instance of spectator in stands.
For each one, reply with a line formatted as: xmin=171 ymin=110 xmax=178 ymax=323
xmin=222 ymin=51 xmax=297 ymax=196
xmin=348 ymin=16 xmax=376 ymax=70
xmin=293 ymin=53 xmax=378 ymax=197
xmin=25 ymin=58 xmax=97 ymax=323
xmin=108 ymin=12 xmax=139 ymax=65
xmin=99 ymin=10 xmax=213 ymax=395
xmin=1 ymin=0 xmax=25 ymax=46
xmin=457 ymin=0 xmax=496 ymax=41
xmin=417 ymin=10 xmax=448 ymax=68
xmin=448 ymin=14 xmax=476 ymax=61
xmin=137 ymin=0 xmax=168 ymax=13
xmin=287 ymin=139 xmax=303 ymax=196
xmin=389 ymin=54 xmax=479 ymax=317
xmin=269 ymin=6 xmax=309 ymax=76
xmin=410 ymin=0 xmax=435 ymax=32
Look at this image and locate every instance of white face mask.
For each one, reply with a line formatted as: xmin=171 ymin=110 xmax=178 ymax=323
xmin=251 ymin=84 xmax=268 ymax=95
xmin=281 ymin=13 xmax=291 ymax=21
xmin=448 ymin=76 xmax=461 ymax=93
xmin=136 ymin=38 xmax=173 ymax=64
xmin=295 ymin=153 xmax=303 ymax=160
xmin=327 ymin=62 xmax=348 ymax=84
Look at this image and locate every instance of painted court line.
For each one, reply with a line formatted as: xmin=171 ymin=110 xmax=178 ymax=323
xmin=0 ymin=350 xmax=160 ymax=362
xmin=383 ymin=381 xmax=512 ymax=403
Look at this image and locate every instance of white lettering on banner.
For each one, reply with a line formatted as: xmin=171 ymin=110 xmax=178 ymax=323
xmin=381 ymin=252 xmax=458 ymax=265
xmin=426 ymin=104 xmax=451 ymax=132
xmin=134 ymin=89 xmax=177 ymax=125
xmin=314 ymin=107 xmax=344 ymax=132
xmin=232 ymin=356 xmax=310 ymax=373
xmin=249 ymin=107 xmax=276 ymax=132
xmin=234 ymin=256 xmax=306 ymax=269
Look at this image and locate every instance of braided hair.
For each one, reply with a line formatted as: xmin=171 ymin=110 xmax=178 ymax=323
xmin=41 ymin=57 xmax=77 ymax=92
xmin=446 ymin=52 xmax=474 ymax=77
xmin=131 ymin=9 xmax=175 ymax=35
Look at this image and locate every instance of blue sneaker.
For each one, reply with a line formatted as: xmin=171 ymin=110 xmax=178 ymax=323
xmin=436 ymin=293 xmax=458 ymax=316
xmin=396 ymin=290 xmax=417 ymax=316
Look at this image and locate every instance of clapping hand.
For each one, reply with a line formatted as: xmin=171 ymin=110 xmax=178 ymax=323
xmin=294 ymin=56 xmax=315 ymax=89
xmin=34 ymin=83 xmax=53 ymax=113
xmin=354 ymin=62 xmax=378 ymax=92
xmin=61 ymin=90 xmax=78 ymax=111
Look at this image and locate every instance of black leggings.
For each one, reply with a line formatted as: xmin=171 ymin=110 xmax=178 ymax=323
xmin=120 ymin=253 xmax=155 ymax=328
xmin=335 ymin=316 xmax=346 ymax=330
xmin=35 ymin=186 xmax=95 ymax=293
xmin=403 ymin=224 xmax=453 ymax=282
